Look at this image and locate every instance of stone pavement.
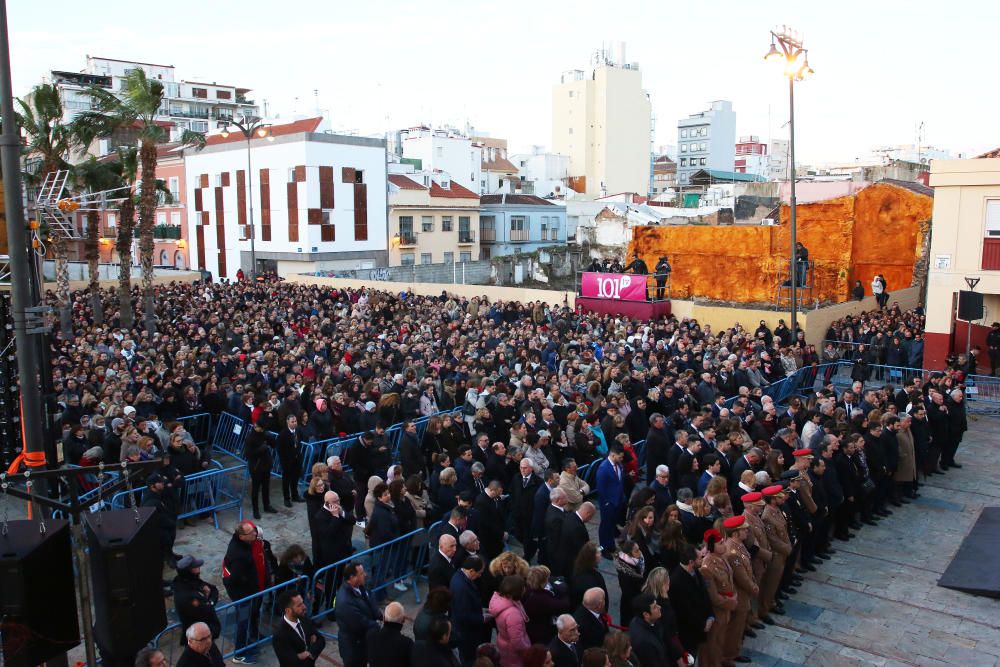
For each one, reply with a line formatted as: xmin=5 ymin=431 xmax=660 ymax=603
xmin=46 ymin=416 xmax=1000 ymax=665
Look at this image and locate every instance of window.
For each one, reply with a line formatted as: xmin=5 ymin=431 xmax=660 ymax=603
xmin=401 ymin=253 xmax=415 ymax=265
xmin=480 ymin=215 xmax=496 ymax=242
xmin=460 ymin=252 xmax=472 ymax=263
xmin=550 ymin=223 xmax=560 ymax=240
xmin=983 ymin=200 xmax=1000 ymax=269
xmin=701 ymin=143 xmax=707 ymax=152
xmin=422 ymin=216 xmax=434 ymax=232
xmin=399 ymin=216 xmax=414 ymax=236
xmin=171 ymin=212 xmax=181 ymax=226
xmin=480 ymin=247 xmax=491 ymax=260
xmin=443 ymin=252 xmax=454 ymax=264
xmin=680 ymin=144 xmax=687 ymax=153
xmin=192 ymin=121 xmax=208 ymax=133
xmin=458 ymin=216 xmax=472 ymax=243
xmin=680 ymin=129 xmax=688 ymax=138
xmin=107 ymin=213 xmax=117 ymax=227
xmin=421 ymin=253 xmax=432 ymax=265
xmin=568 ymin=128 xmax=574 ymax=135
xmin=191 ymin=87 xmax=207 ymax=98
xmin=156 ymin=212 xmax=166 ymax=225
xmin=215 ymin=174 xmax=222 ymax=186
xmin=680 ymin=158 xmax=687 ymax=167
xmin=353 ymin=170 xmax=364 ymax=184
xmin=700 ymin=158 xmax=707 ymax=166
xmin=216 ymin=90 xmax=231 ymax=99
xmin=442 ymin=216 xmax=453 ymax=231
xmin=510 ymin=215 xmax=528 ymax=242
xmin=987 ymin=200 xmax=1000 ymax=236
xmin=288 ymin=168 xmax=296 ymax=183
xmin=169 ymin=177 xmax=180 ymax=202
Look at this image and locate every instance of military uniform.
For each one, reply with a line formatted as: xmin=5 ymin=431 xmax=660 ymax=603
xmin=700 ymin=552 xmax=738 ymax=667
xmin=723 ymin=538 xmax=757 ymax=663
xmin=760 ymin=503 xmax=792 ymax=613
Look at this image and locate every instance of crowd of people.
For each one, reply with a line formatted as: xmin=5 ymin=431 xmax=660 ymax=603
xmin=44 ymin=276 xmax=970 ymax=667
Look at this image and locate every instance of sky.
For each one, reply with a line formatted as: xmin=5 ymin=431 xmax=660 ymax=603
xmin=8 ymin=0 xmax=999 ymax=164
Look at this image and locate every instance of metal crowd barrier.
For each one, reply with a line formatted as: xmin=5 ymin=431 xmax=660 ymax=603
xmin=52 ymin=467 xmax=121 ymax=519
xmin=151 ymin=575 xmax=311 ymax=663
xmin=213 ymin=411 xmax=250 ymax=460
xmin=111 ymin=464 xmax=249 ymax=529
xmin=965 ymin=374 xmax=1000 ymax=415
xmin=177 ymin=412 xmax=214 ymax=450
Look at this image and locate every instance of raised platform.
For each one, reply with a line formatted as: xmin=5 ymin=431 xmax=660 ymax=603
xmin=576 ymin=296 xmax=672 ymax=320
xmin=938 ymin=506 xmax=1000 ymax=598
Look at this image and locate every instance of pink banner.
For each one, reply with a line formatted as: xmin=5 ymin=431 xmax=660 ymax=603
xmin=580 ymin=272 xmax=647 ymax=301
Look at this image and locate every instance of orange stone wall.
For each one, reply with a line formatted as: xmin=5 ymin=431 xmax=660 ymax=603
xmin=629 ymin=183 xmax=931 ymax=304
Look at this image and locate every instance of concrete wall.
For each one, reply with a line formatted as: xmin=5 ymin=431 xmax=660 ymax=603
xmin=310 ymin=260 xmax=492 ymax=285
xmin=287 ymin=274 xmax=576 ymax=309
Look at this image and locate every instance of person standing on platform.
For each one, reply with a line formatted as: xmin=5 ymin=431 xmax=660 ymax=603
xmin=624 ymin=252 xmax=650 ymax=300
xmin=654 ymin=256 xmax=671 ymax=301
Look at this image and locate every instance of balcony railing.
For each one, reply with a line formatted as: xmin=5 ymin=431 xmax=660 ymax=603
xmin=458 ymin=231 xmax=475 ymax=244
xmin=479 ymin=227 xmax=496 ymax=243
xmin=510 ymin=228 xmax=530 ymax=242
xmin=399 ymin=233 xmax=418 ymax=247
xmin=153 ymin=225 xmax=182 ymax=240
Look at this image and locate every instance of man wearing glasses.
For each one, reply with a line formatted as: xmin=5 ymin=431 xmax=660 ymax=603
xmin=176 ymin=622 xmax=225 ymax=666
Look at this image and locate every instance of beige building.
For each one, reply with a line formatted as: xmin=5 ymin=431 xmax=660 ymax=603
xmin=388 ymin=172 xmax=480 ymax=266
xmin=551 ymin=44 xmax=652 ymax=198
xmin=925 ymin=157 xmax=1000 ymax=370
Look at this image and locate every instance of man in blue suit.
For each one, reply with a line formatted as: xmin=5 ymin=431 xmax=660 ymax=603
xmin=531 ymin=469 xmax=561 ymax=565
xmin=596 ymin=446 xmax=627 ymax=558
xmin=697 ymin=453 xmax=722 ymax=496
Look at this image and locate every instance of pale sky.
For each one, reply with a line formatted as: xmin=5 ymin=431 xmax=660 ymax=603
xmin=9 ymin=0 xmax=998 ymax=164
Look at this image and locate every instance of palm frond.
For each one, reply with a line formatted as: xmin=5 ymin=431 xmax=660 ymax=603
xmin=178 ymin=129 xmax=206 ymax=151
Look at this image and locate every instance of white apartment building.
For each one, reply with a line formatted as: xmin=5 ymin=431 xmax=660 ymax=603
xmin=551 ymin=43 xmax=652 ymax=198
xmin=509 ymin=148 xmax=570 ymax=199
xmin=47 ymin=56 xmax=259 ymax=145
xmin=182 ymin=117 xmax=388 ymax=279
xmin=676 ymin=100 xmax=736 ymax=185
xmin=769 ymin=139 xmax=790 ymax=181
xmin=734 ymin=136 xmax=769 ymax=178
xmin=399 ymin=126 xmax=482 ymax=194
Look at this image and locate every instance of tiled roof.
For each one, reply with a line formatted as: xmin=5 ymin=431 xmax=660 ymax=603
xmin=430 ymin=180 xmax=479 ymax=199
xmin=204 ymin=117 xmax=323 ymax=147
xmin=482 ymin=156 xmax=519 ymax=173
xmin=388 ymin=174 xmax=427 ymax=190
xmin=877 ymin=178 xmax=934 ymax=197
xmin=481 ymin=194 xmax=557 ymax=206
xmin=977 ymin=147 xmax=1000 ymax=158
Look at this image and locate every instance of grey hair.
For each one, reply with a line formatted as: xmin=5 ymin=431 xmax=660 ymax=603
xmin=550 ymin=487 xmax=567 ymax=503
xmin=471 ymin=462 xmax=485 ymax=474
xmin=555 ymin=614 xmax=576 ymax=631
xmin=185 ymin=621 xmax=209 ymax=640
xmin=459 ymin=530 xmax=478 ymax=548
xmin=648 ymin=412 xmax=664 ymax=425
xmin=655 ymin=465 xmax=670 ymax=476
xmin=677 ymin=488 xmax=694 ymax=502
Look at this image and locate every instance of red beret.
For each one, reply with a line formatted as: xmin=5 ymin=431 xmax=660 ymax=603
xmin=703 ymin=528 xmax=723 ymax=543
xmin=723 ymin=515 xmax=746 ymax=530
xmin=762 ymin=484 xmax=784 ymax=497
xmin=741 ymin=491 xmax=763 ymax=503
xmin=793 ymin=448 xmax=814 ymax=457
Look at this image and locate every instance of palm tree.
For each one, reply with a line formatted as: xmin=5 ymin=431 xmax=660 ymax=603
xmin=77 ymin=68 xmax=204 ymax=334
xmin=74 ymin=157 xmax=122 ymax=325
xmin=16 ymin=84 xmax=80 ymax=334
xmin=112 ymin=147 xmax=139 ymax=329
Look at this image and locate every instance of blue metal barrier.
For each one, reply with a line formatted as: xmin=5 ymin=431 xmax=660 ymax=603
xmin=53 ymin=467 xmax=120 ymax=519
xmin=152 ymin=575 xmax=311 ymax=663
xmin=177 ymin=412 xmax=213 ymax=449
xmin=309 ymin=527 xmax=427 ymax=635
xmin=213 ymin=412 xmax=250 ymax=460
xmin=111 ymin=464 xmax=248 ymax=529
xmin=966 ymin=374 xmax=1000 ymax=415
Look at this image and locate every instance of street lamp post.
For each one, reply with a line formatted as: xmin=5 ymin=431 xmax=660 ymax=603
xmin=766 ymin=26 xmax=813 ymax=336
xmin=219 ymin=116 xmax=273 ymax=278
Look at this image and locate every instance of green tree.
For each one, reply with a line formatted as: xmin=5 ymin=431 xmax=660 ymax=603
xmin=73 ymin=157 xmax=123 ymax=325
xmin=77 ymin=68 xmax=203 ymax=333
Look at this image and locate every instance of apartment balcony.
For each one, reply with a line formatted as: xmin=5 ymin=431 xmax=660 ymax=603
xmin=510 ymin=228 xmax=530 ymax=243
xmin=398 ymin=232 xmax=418 ymax=247
xmin=479 ymin=228 xmax=496 ymax=244
xmin=458 ymin=231 xmax=475 ymax=245
xmin=102 ymin=227 xmax=117 ymax=239
xmin=153 ymin=225 xmax=182 ymax=241
xmin=167 ymin=109 xmax=210 ymax=119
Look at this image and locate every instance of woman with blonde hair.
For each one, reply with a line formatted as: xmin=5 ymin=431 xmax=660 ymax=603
xmin=523 ymin=565 xmax=571 ymax=644
xmin=363 ymin=474 xmax=384 ymax=519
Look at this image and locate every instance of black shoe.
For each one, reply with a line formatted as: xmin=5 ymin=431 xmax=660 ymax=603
xmin=849 ymin=521 xmax=863 ymax=530
xmin=784 ymin=586 xmax=798 ymax=595
xmin=908 ymin=492 xmax=920 ymax=499
xmin=734 ymin=657 xmax=752 ymax=664
xmin=284 ymin=500 xmax=292 ymax=508
xmin=792 ymin=576 xmax=804 ymax=584
xmin=773 ymin=605 xmax=786 ymax=615
xmin=761 ymin=615 xmax=775 ymax=625
xmin=889 ymin=500 xmax=902 ymax=507
xmin=835 ymin=532 xmax=851 ymax=541
xmin=848 ymin=532 xmax=857 ymax=539
xmin=744 ymin=629 xmax=758 ymax=638
xmin=899 ymin=497 xmax=911 ymax=504
xmin=816 ymin=553 xmax=831 ymax=561
xmin=601 ymin=549 xmax=614 ymax=561
xmin=863 ymin=519 xmax=878 ymax=526
xmin=798 ymin=564 xmax=817 ymax=573
xmin=253 ymin=512 xmax=262 ymax=520
xmin=777 ymin=592 xmax=788 ymax=601
xmin=751 ymin=621 xmax=765 ymax=630
xmin=938 ymin=465 xmax=949 ymax=472
xmin=950 ymin=462 xmax=963 ymax=469
xmin=264 ymin=506 xmax=278 ymax=514
xmin=821 ymin=548 xmax=837 ymax=555
xmin=292 ymin=497 xmax=306 ymax=503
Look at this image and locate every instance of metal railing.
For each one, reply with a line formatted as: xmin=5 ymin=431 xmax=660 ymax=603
xmin=480 ymin=227 xmax=496 ymax=242
xmin=458 ymin=230 xmax=475 ymax=244
xmin=110 ymin=463 xmax=248 ymax=529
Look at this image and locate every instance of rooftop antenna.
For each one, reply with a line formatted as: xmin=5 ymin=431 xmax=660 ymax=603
xmin=262 ymin=98 xmax=268 ymax=117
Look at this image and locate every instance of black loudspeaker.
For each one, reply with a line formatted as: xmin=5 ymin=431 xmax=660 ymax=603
xmin=84 ymin=508 xmax=167 ymax=657
xmin=959 ymin=291 xmax=984 ymax=321
xmin=0 ymin=519 xmax=80 ymax=666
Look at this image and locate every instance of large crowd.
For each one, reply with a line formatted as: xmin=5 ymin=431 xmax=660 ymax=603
xmin=44 ymin=277 xmax=972 ymax=667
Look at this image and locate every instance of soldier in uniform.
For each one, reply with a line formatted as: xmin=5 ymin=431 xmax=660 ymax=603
xmin=699 ymin=528 xmax=738 ymax=667
xmin=740 ymin=491 xmax=770 ymax=632
xmin=791 ymin=448 xmax=819 ymax=569
xmin=778 ymin=474 xmax=808 ymax=599
xmin=722 ymin=516 xmax=756 ymax=664
xmin=759 ymin=485 xmax=791 ymax=622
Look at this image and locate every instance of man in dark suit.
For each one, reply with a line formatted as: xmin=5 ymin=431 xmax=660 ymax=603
xmin=543 ymin=487 xmax=568 ymax=573
xmin=669 ymin=546 xmax=713 ymax=659
xmin=272 ymin=590 xmax=325 ymax=666
xmin=731 ymin=447 xmax=762 ymax=493
xmin=628 ymin=593 xmax=668 ymax=667
xmin=532 ymin=469 xmax=560 ymax=564
xmin=275 ymin=414 xmax=304 ymax=507
xmin=176 ymin=622 xmax=225 ymax=667
xmin=366 ymin=602 xmax=413 ymax=667
xmin=675 ymin=440 xmax=703 ymax=493
xmin=572 ymin=588 xmax=608 ymax=651
xmin=559 ymin=502 xmax=595 ymax=580
xmin=595 ymin=447 xmax=626 ymax=556
xmin=449 ymin=556 xmax=489 ymax=666
xmin=428 ymin=534 xmax=460 ymax=590
xmin=510 ymin=459 xmax=542 ymax=558
xmin=429 ymin=507 xmax=467 ymax=551
xmin=336 ymin=562 xmax=382 ymax=667
xmin=644 ymin=413 xmax=674 ymax=482
xmin=473 ymin=480 xmax=507 ymax=561
xmin=549 ymin=614 xmax=582 ymax=667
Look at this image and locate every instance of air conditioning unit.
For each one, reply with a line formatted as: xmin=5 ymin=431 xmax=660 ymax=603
xmin=761 ymin=218 xmax=775 ymax=226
